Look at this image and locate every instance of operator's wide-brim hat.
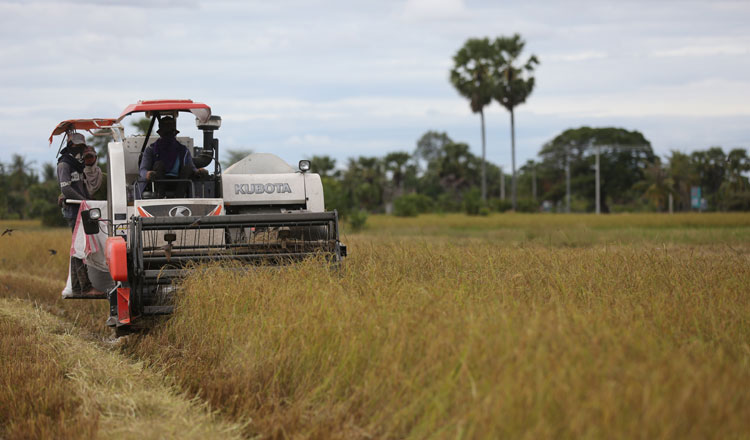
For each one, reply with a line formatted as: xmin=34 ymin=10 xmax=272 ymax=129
xmin=157 ymin=117 xmax=180 ymax=135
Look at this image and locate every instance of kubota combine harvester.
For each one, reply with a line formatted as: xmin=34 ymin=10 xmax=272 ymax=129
xmin=52 ymin=100 xmax=346 ymax=334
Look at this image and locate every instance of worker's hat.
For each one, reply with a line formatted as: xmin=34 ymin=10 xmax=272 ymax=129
xmin=157 ymin=117 xmax=180 ymax=135
xmin=67 ymin=132 xmax=86 ymax=146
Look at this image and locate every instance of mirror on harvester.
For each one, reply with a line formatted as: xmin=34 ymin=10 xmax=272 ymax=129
xmin=81 ymin=208 xmax=101 ymax=235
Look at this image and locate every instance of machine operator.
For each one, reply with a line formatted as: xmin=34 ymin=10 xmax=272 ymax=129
xmin=139 ymin=116 xmax=207 ymax=198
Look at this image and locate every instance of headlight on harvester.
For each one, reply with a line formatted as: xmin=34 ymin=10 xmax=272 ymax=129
xmin=299 ymin=160 xmax=311 ymax=172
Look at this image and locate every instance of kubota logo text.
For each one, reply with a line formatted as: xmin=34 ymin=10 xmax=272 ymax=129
xmin=169 ymin=206 xmax=192 ymax=217
xmin=235 ymin=183 xmax=293 ymax=195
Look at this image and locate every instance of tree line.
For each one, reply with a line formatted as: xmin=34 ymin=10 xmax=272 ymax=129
xmin=0 ymin=126 xmax=746 ymax=225
xmin=310 ymin=127 xmax=750 ymax=219
xmin=0 ymin=156 xmax=67 ymax=225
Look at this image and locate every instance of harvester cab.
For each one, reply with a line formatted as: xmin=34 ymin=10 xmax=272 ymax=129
xmin=60 ymin=100 xmax=346 ymax=332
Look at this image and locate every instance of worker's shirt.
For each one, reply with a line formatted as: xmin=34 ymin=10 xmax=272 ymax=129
xmin=139 ymin=138 xmax=197 ymax=180
xmin=57 ymin=157 xmax=91 ymax=220
xmin=138 ymin=137 xmax=197 ymax=197
xmin=166 ymin=156 xmax=181 ymax=177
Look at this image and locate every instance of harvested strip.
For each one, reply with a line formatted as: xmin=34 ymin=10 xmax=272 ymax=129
xmin=0 ymin=269 xmax=112 ymax=338
xmin=0 ymin=269 xmax=62 ymax=289
xmin=0 ymin=298 xmax=245 ymax=440
xmin=0 ymin=304 xmax=98 ymax=440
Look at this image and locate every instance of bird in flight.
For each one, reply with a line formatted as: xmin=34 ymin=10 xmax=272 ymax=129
xmin=1 ymin=229 xmax=14 ymax=237
xmin=48 ymin=249 xmax=57 ymax=255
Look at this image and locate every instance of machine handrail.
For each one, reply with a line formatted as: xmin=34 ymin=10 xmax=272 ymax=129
xmin=132 ymin=177 xmax=200 ymax=199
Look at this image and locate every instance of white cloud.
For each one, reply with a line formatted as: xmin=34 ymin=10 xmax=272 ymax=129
xmin=286 ymin=134 xmax=334 ymax=146
xmin=651 ymin=44 xmax=749 ymax=58
xmin=216 ymin=97 xmax=468 ymax=124
xmin=548 ymin=51 xmax=608 ymax=62
xmin=2 ymin=0 xmax=750 ymax=172
xmin=400 ymin=0 xmax=470 ymax=21
xmin=528 ymin=78 xmax=750 ymax=118
xmin=12 ymin=0 xmax=200 ymax=8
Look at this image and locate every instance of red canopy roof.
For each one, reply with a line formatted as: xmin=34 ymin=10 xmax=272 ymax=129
xmin=116 ymin=99 xmax=211 ymax=123
xmin=48 ymin=118 xmax=117 ymax=144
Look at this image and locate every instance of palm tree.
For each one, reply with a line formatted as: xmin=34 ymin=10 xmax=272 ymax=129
xmin=42 ymin=163 xmax=57 ymax=183
xmin=130 ymin=117 xmax=152 ymax=135
xmin=414 ymin=131 xmax=452 ymax=174
xmin=666 ymin=151 xmax=695 ymax=211
xmin=491 ymin=34 xmax=539 ymax=210
xmin=637 ymin=160 xmax=673 ymax=211
xmin=437 ymin=142 xmax=474 ymax=196
xmin=343 ymin=156 xmax=386 ymax=212
xmin=9 ymin=154 xmax=35 ymax=190
xmin=384 ymin=152 xmax=412 ymax=214
xmin=450 ymin=38 xmax=494 ymax=201
xmin=310 ymin=155 xmax=338 ymax=178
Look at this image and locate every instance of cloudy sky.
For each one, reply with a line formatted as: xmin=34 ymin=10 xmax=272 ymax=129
xmin=1 ymin=0 xmax=749 ymax=172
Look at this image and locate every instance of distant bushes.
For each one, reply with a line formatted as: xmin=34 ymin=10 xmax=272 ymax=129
xmin=515 ymin=198 xmax=540 ymax=213
xmin=394 ymin=194 xmax=434 ymax=217
xmin=346 ymin=210 xmax=369 ymax=231
xmin=462 ymin=188 xmax=482 ymax=215
xmin=391 ymin=191 xmax=539 ymax=217
xmin=489 ymin=198 xmax=512 ymax=213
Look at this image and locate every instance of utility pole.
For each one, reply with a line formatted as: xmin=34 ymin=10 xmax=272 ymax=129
xmin=480 ymin=110 xmax=486 ymax=201
xmin=565 ymin=145 xmax=571 ymax=213
xmin=532 ymin=163 xmax=537 ymax=201
xmin=500 ymin=166 xmax=505 ymax=200
xmin=510 ymin=109 xmax=517 ymax=210
xmin=668 ymin=193 xmax=674 ymax=214
xmin=595 ymin=144 xmax=601 ymax=215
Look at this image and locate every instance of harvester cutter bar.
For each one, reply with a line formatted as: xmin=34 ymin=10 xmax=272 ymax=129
xmin=127 ymin=211 xmax=344 ymax=316
xmin=138 ymin=211 xmax=340 ymax=229
xmin=135 ymin=212 xmax=342 ymax=265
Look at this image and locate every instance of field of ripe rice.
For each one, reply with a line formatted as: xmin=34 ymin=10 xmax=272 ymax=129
xmin=2 ymin=213 xmax=750 ymax=439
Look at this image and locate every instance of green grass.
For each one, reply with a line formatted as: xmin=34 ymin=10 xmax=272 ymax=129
xmin=354 ymin=213 xmax=750 ymax=246
xmin=365 ymin=212 xmax=750 ymax=230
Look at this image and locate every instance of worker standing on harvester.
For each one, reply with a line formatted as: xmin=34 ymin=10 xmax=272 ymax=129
xmin=57 ymin=133 xmax=103 ymax=297
xmin=82 ymin=145 xmax=104 ymax=198
xmin=139 ymin=116 xmax=207 ymax=198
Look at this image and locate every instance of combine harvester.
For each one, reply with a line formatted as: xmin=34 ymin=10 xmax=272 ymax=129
xmin=58 ymin=100 xmax=346 ymax=334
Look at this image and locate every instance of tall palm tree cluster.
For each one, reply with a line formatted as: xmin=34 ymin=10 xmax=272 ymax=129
xmin=450 ymin=34 xmax=539 ymax=210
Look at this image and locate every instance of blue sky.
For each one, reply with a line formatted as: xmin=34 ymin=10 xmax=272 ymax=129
xmin=1 ymin=0 xmax=749 ymax=173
